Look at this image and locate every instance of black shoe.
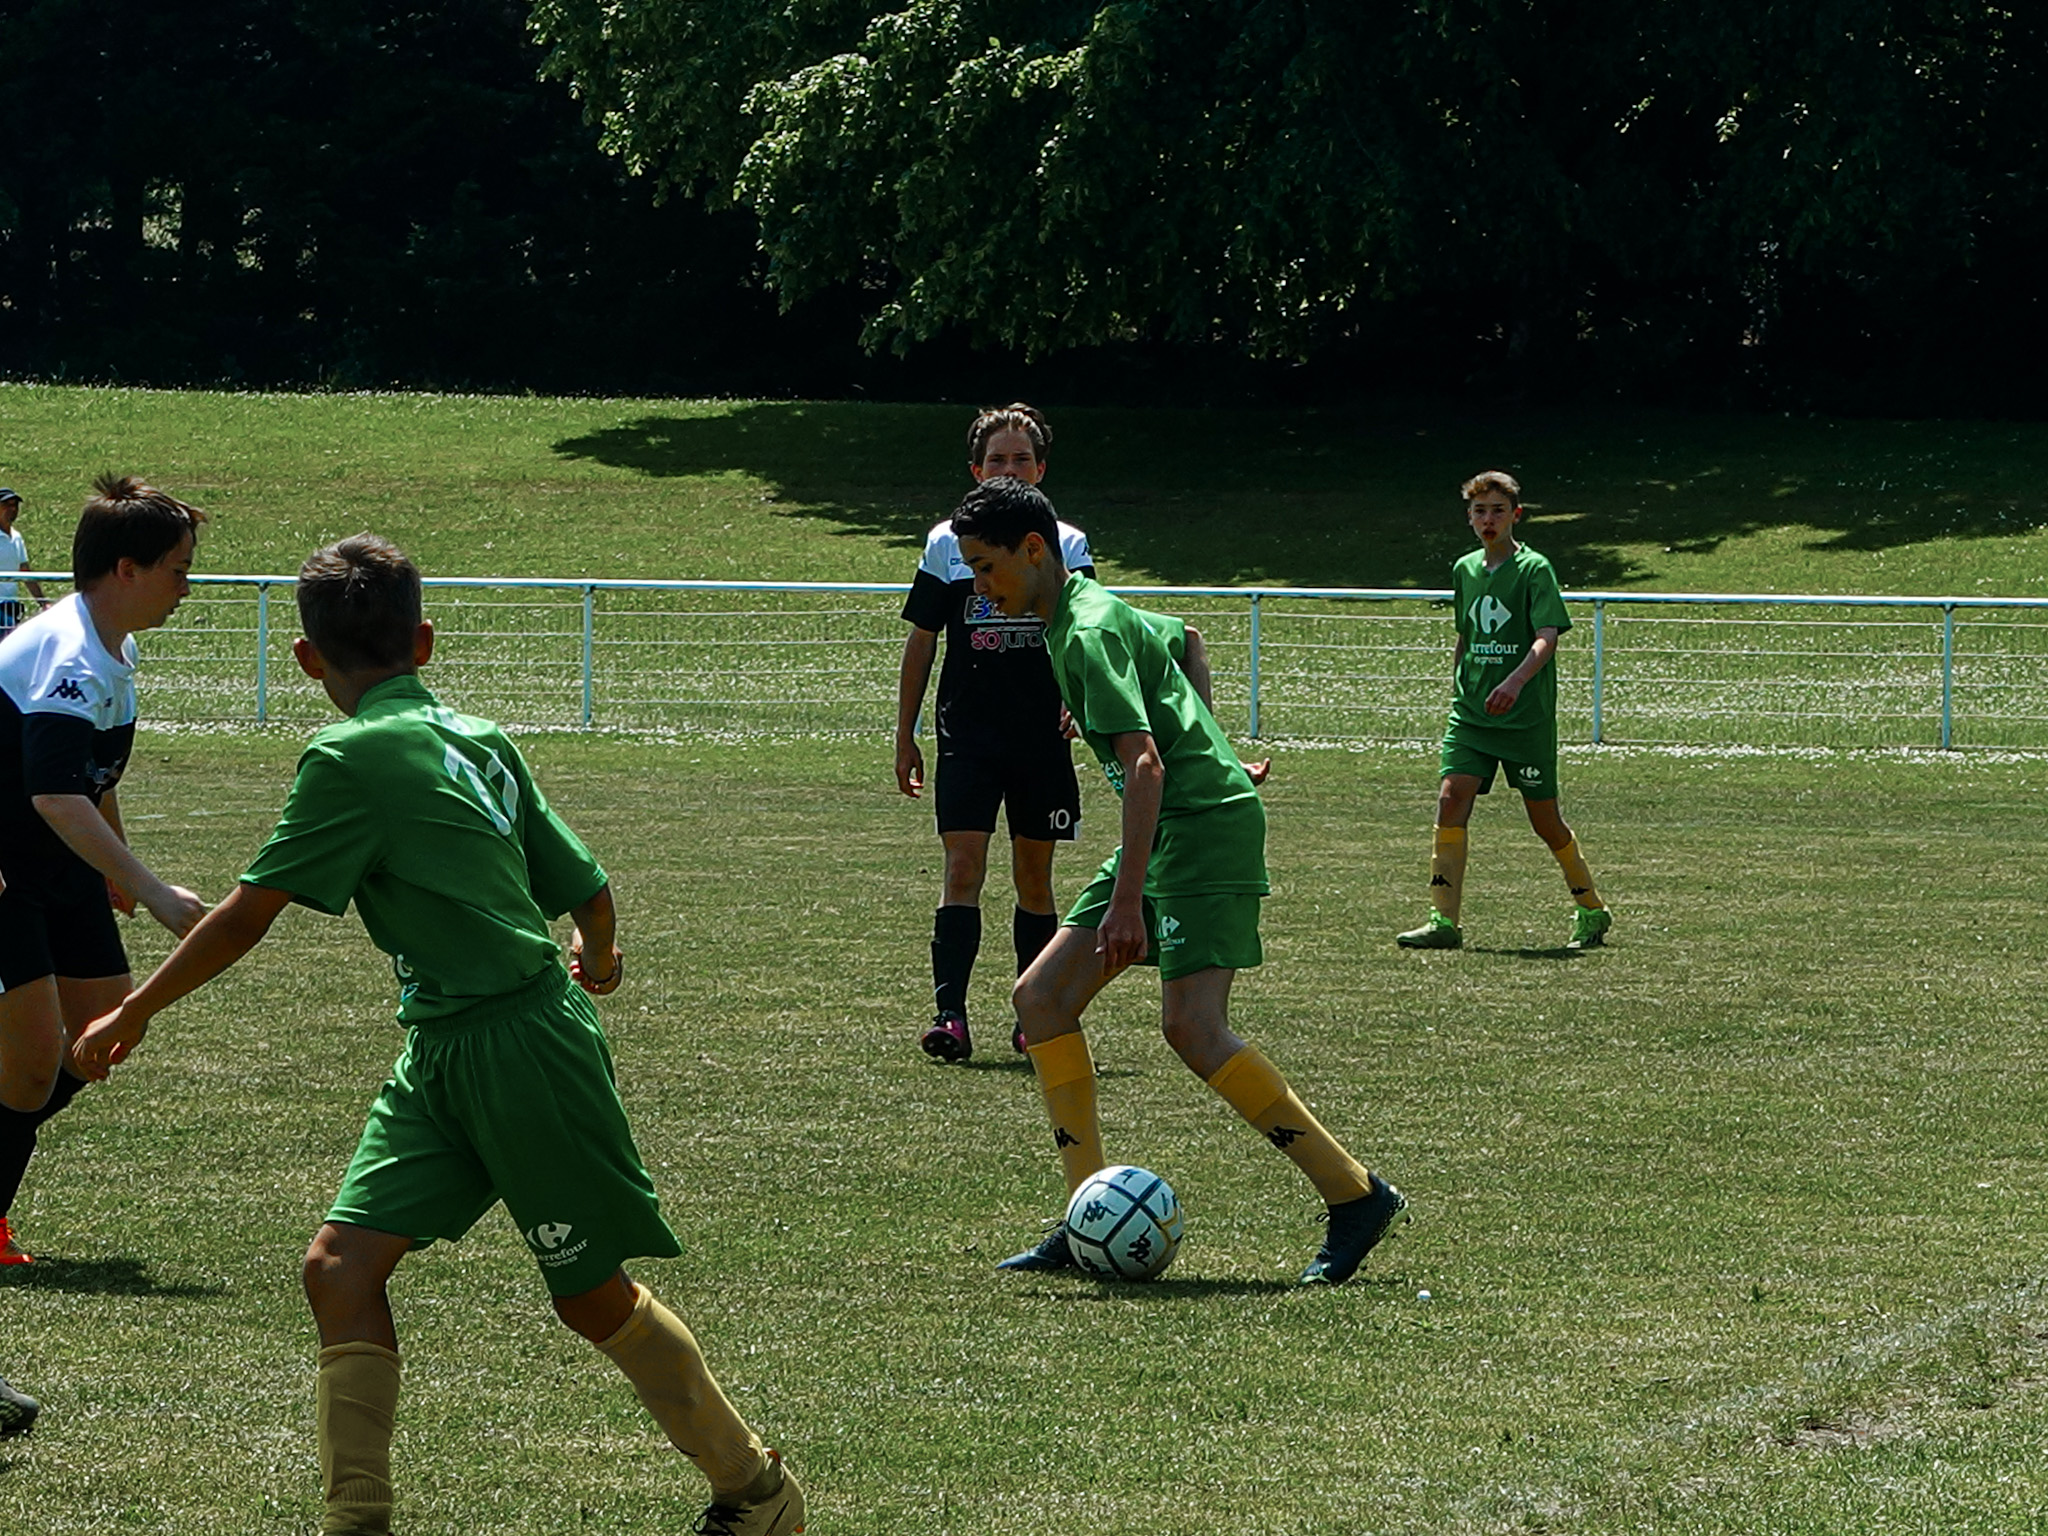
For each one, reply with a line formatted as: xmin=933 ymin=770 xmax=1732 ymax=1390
xmin=1300 ymin=1172 xmax=1407 ymax=1285
xmin=997 ymin=1224 xmax=1076 ymax=1272
xmin=0 ymin=1375 xmax=39 ymax=1439
xmin=920 ymin=1010 xmax=972 ymax=1062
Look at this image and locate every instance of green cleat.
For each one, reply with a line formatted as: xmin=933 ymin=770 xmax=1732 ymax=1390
xmin=1396 ymin=913 xmax=1462 ymax=950
xmin=1567 ymin=906 xmax=1612 ymax=950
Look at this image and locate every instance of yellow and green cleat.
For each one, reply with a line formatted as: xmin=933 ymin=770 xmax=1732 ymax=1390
xmin=1567 ymin=906 xmax=1613 ymax=950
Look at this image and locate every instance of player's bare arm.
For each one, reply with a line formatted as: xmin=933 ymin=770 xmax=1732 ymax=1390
xmin=1099 ymin=730 xmax=1164 ymax=972
xmin=70 ymin=881 xmax=296 ymax=1079
xmin=96 ymin=785 xmax=137 ymax=914
xmin=569 ymin=882 xmax=622 ymax=996
xmin=893 ymin=626 xmax=940 ymax=797
xmin=32 ymin=790 xmax=206 ymax=936
xmin=1485 ymin=627 xmax=1558 ymax=716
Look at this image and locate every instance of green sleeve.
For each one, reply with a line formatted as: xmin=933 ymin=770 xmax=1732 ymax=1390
xmin=1071 ymin=626 xmax=1152 ymax=741
xmin=509 ymin=747 xmax=608 ymax=918
xmin=240 ymin=746 xmax=381 ymax=917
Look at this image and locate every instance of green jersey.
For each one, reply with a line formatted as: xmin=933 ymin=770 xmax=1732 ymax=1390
xmin=242 ymin=675 xmax=608 ymax=1025
xmin=1045 ymin=573 xmax=1266 ymax=895
xmin=1449 ymin=543 xmax=1571 ymax=750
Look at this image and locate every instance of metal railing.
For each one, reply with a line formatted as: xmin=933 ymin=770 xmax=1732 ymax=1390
xmin=28 ymin=573 xmax=2046 ymax=751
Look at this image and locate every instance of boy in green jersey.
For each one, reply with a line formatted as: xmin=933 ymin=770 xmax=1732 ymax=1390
xmin=1397 ymin=471 xmax=1611 ymax=952
xmin=73 ymin=536 xmax=804 ymax=1536
xmin=951 ymin=479 xmax=1405 ymax=1285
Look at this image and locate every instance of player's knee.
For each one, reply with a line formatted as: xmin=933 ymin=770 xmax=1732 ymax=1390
xmin=0 ymin=1065 xmax=58 ymax=1115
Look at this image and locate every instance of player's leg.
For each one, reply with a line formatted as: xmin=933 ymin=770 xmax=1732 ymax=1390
xmin=1397 ymin=768 xmax=1483 ymax=948
xmin=302 ymin=1220 xmax=411 ymax=1536
xmin=0 ymin=896 xmax=127 ymax=1262
xmin=1523 ymin=786 xmax=1611 ymax=948
xmin=566 ymin=1269 xmax=803 ymax=1531
xmin=998 ymin=891 xmax=1134 ymax=1272
xmin=1001 ymin=749 xmax=1080 ymax=1052
xmin=925 ymin=751 xmax=1002 ymax=1061
xmin=1156 ymin=898 xmax=1406 ymax=1284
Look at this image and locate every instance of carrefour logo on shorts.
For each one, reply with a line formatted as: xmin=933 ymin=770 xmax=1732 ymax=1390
xmin=1519 ymin=765 xmax=1541 ymax=782
xmin=525 ymin=1221 xmax=591 ymax=1267
xmin=1158 ymin=914 xmax=1185 ymax=949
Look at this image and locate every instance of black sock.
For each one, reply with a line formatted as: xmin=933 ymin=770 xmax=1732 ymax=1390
xmin=931 ymin=904 xmax=981 ymax=1019
xmin=1013 ymin=907 xmax=1059 ymax=974
xmin=0 ymin=1070 xmax=90 ymax=1218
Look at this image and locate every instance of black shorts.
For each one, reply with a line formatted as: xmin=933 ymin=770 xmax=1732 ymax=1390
xmin=934 ymin=749 xmax=1081 ymax=843
xmin=0 ymin=883 xmax=131 ymax=992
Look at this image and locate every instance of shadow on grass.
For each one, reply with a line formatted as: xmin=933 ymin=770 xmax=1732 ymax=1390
xmin=1471 ymin=945 xmax=1598 ymax=961
xmin=552 ymin=401 xmax=2042 ymax=589
xmin=0 ymin=1255 xmax=228 ymax=1299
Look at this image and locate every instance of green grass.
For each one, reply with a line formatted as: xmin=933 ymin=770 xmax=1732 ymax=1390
xmin=3 ymin=735 xmax=2045 ymax=1533
xmin=2 ymin=386 xmax=2048 ymax=1531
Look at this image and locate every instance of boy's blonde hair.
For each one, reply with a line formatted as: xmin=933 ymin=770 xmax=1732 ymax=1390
xmin=1461 ymin=471 xmax=1521 ymax=504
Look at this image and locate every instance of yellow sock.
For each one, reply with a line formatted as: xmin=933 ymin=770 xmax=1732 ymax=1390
xmin=1206 ymin=1045 xmax=1372 ymax=1205
xmin=1552 ymin=835 xmax=1602 ymax=908
xmin=316 ymin=1342 xmax=401 ymax=1536
xmin=1430 ymin=825 xmax=1468 ymax=925
xmin=594 ymin=1284 xmax=766 ymax=1497
xmin=1026 ymin=1031 xmax=1106 ymax=1196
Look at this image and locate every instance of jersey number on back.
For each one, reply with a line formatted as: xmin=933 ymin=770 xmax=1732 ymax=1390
xmin=442 ymin=741 xmax=519 ymax=836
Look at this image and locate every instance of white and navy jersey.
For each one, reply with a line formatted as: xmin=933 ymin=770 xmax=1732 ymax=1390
xmin=901 ymin=518 xmax=1095 ymax=758
xmin=0 ymin=593 xmax=140 ymax=899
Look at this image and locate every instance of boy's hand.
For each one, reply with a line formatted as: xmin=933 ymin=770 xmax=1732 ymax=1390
xmin=894 ymin=736 xmax=925 ymax=798
xmin=72 ymin=1005 xmax=148 ymax=1080
xmin=570 ymin=933 xmax=623 ymax=995
xmin=1485 ymin=679 xmax=1524 ymax=715
xmin=1095 ymin=896 xmax=1150 ymax=973
xmin=108 ymin=877 xmax=136 ymax=916
xmin=1059 ymin=706 xmax=1080 ymax=741
xmin=143 ymin=884 xmax=208 ymax=937
xmin=1242 ymin=758 xmax=1271 ymax=786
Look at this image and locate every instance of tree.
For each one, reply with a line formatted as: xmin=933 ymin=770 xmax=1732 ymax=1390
xmin=531 ymin=0 xmax=2040 ymax=394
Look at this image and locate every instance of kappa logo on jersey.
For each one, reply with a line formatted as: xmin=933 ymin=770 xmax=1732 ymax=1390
xmin=47 ymin=678 xmax=86 ymax=703
xmin=527 ymin=1222 xmax=574 ymax=1251
xmin=1469 ymin=595 xmax=1513 ymax=635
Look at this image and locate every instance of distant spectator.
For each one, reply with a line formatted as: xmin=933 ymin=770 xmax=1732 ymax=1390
xmin=0 ymin=490 xmax=49 ymax=635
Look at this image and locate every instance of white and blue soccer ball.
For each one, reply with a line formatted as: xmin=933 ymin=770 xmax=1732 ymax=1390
xmin=1064 ymin=1164 xmax=1184 ymax=1281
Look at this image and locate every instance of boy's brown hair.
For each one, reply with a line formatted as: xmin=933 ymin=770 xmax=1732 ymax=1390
xmin=1461 ymin=470 xmax=1522 ymax=504
xmin=74 ymin=473 xmax=208 ymax=587
xmin=297 ymin=534 xmax=423 ymax=672
xmin=967 ymin=402 xmax=1053 ymax=467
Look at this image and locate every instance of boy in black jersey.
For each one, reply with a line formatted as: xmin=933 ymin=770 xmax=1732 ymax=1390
xmin=0 ymin=475 xmax=208 ymax=1264
xmin=894 ymin=405 xmax=1095 ymax=1061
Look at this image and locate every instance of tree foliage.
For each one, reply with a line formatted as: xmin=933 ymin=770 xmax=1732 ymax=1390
xmin=533 ymin=0 xmax=2044 ymax=388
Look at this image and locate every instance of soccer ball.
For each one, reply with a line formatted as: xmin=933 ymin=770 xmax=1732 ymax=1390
xmin=1064 ymin=1164 xmax=1184 ymax=1281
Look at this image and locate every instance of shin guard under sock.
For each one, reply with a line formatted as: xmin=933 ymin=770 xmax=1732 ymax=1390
xmin=1025 ymin=1031 xmax=1106 ymax=1196
xmin=594 ymin=1284 xmax=765 ymax=1497
xmin=1013 ymin=907 xmax=1059 ymax=975
xmin=1207 ymin=1045 xmax=1372 ymax=1205
xmin=1551 ymin=835 xmax=1603 ymax=908
xmin=316 ymin=1341 xmax=401 ymax=1535
xmin=930 ymin=904 xmax=981 ymax=1017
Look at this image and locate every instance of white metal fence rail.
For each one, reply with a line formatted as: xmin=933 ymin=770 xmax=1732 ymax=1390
xmin=61 ymin=573 xmax=2048 ymax=751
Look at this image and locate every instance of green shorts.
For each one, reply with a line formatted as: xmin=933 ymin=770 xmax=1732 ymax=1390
xmin=1441 ymin=725 xmax=1559 ymax=801
xmin=1065 ymin=866 xmax=1264 ymax=979
xmin=327 ymin=966 xmax=681 ymax=1297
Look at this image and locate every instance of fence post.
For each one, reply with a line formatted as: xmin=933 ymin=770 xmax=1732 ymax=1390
xmin=1940 ymin=603 xmax=1955 ymax=750
xmin=1591 ymin=599 xmax=1605 ymax=745
xmin=255 ymin=582 xmax=270 ymax=725
xmin=581 ymin=585 xmax=595 ymax=728
xmin=1248 ymin=593 xmax=1263 ymax=738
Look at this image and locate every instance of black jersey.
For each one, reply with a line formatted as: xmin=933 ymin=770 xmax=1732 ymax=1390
xmin=0 ymin=593 xmax=140 ymax=901
xmin=902 ymin=519 xmax=1095 ymax=758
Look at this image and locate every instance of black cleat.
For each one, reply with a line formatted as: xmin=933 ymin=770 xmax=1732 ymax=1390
xmin=997 ymin=1224 xmax=1077 ymax=1272
xmin=0 ymin=1375 xmax=39 ymax=1439
xmin=1300 ymin=1171 xmax=1407 ymax=1285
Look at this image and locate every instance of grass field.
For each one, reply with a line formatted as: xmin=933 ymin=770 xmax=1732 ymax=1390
xmin=2 ymin=387 xmax=2047 ymax=1533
